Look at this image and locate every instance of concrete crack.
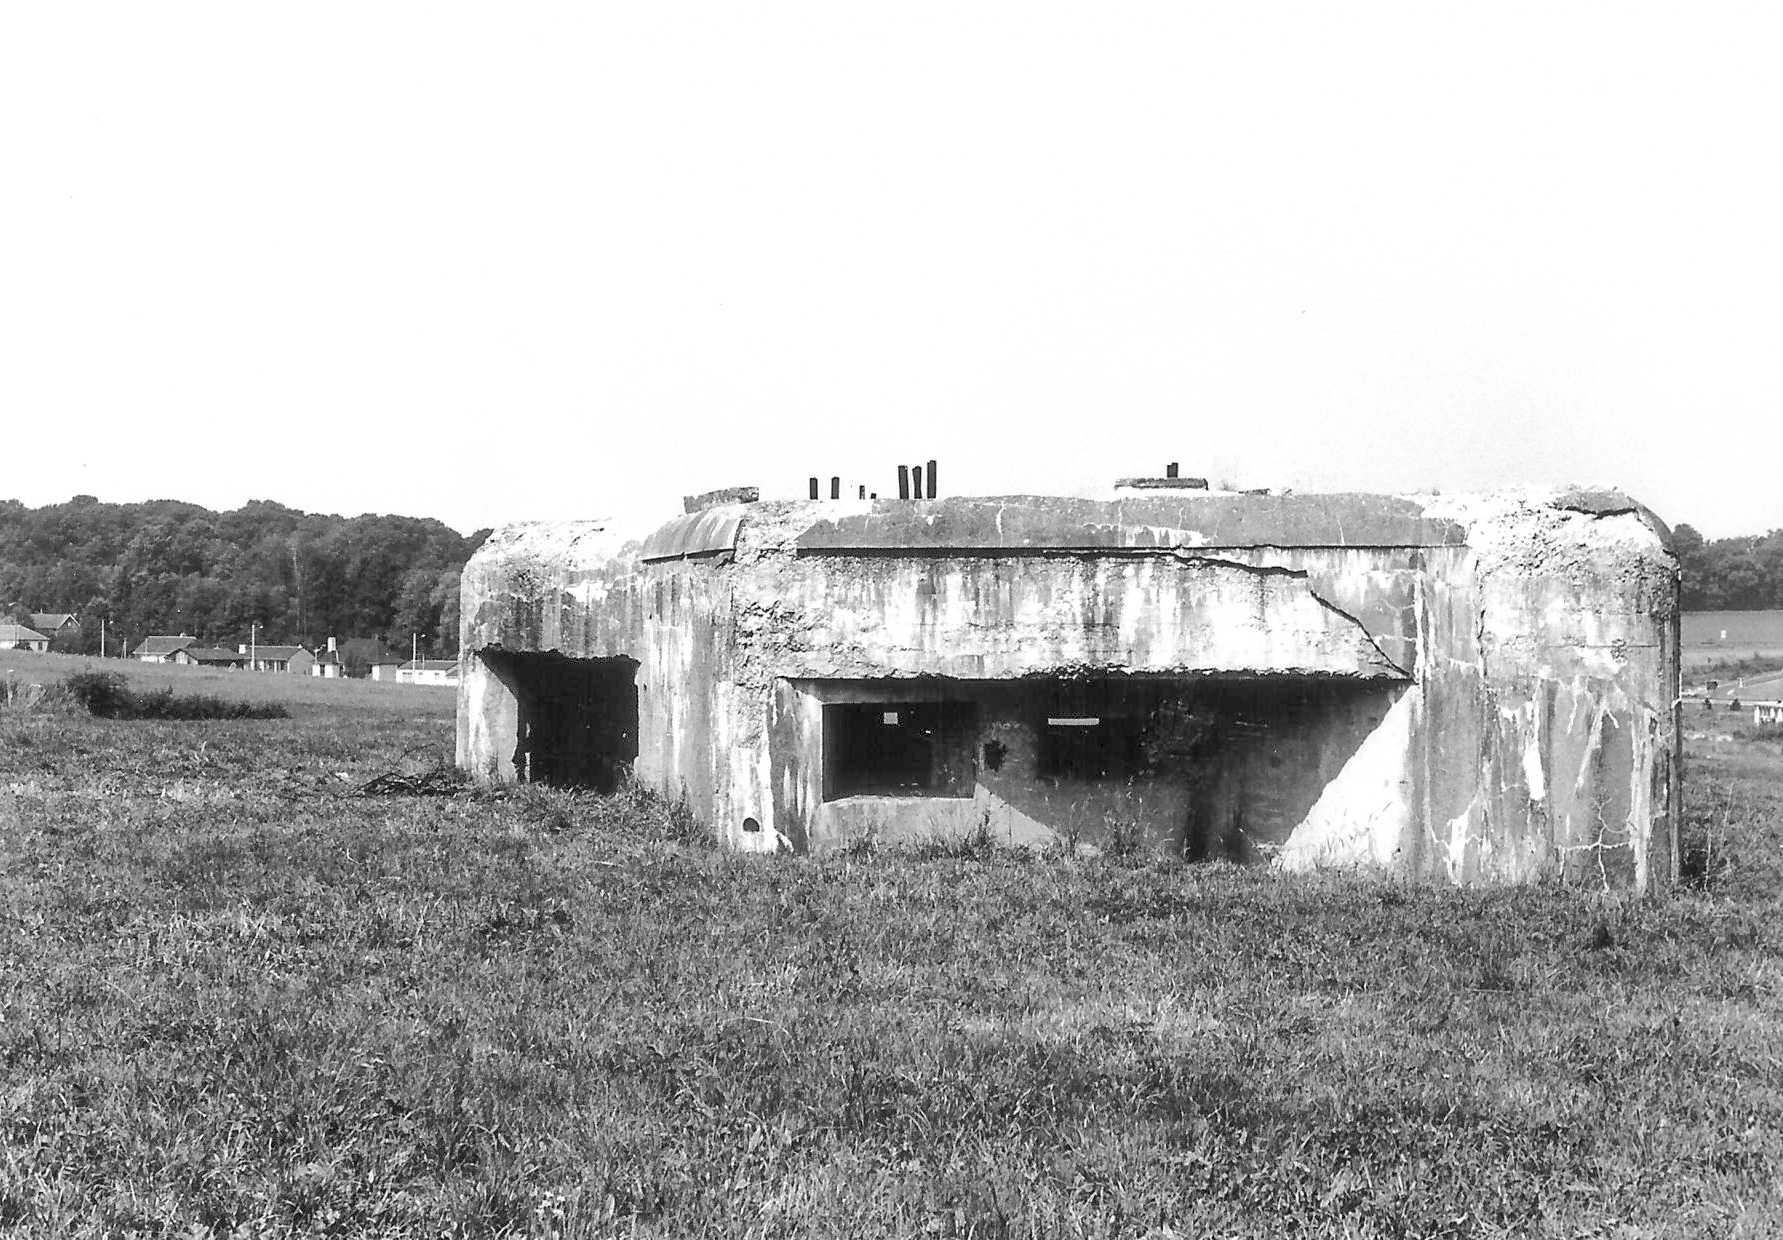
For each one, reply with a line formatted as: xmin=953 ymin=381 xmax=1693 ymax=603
xmin=1306 ymin=587 xmax=1413 ymax=679
xmin=1164 ymin=549 xmax=1412 ymax=678
xmin=1166 ymin=549 xmax=1308 ymax=578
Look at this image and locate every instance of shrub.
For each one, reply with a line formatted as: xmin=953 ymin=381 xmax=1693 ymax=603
xmin=61 ymin=668 xmax=287 ymax=721
xmin=63 ymin=669 xmax=133 ymax=718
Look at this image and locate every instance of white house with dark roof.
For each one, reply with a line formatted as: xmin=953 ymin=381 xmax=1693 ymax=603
xmin=133 ymin=635 xmax=200 ymax=663
xmin=398 ymin=658 xmax=460 ymax=686
xmin=0 ymin=623 xmax=51 ymax=653
xmin=238 ymin=644 xmax=315 ymax=675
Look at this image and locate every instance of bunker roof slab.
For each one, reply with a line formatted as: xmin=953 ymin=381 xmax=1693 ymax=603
xmin=794 ymin=493 xmax=1469 ymax=554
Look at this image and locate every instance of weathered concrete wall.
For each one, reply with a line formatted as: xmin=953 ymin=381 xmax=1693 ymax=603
xmin=1275 ymin=494 xmax=1681 ymax=887
xmin=458 ymin=489 xmax=1681 ymax=890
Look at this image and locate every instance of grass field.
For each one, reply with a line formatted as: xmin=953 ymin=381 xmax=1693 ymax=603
xmin=2 ymin=654 xmax=1781 ymax=1237
xmin=1683 ymin=611 xmax=1783 ymax=678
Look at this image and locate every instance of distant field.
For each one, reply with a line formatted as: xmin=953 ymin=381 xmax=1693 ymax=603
xmin=0 ymin=650 xmax=456 ymax=721
xmin=1683 ymin=610 xmax=1783 ymax=647
xmin=3 ymin=649 xmax=1782 ymax=1234
xmin=1678 ymin=611 xmax=1783 ymax=678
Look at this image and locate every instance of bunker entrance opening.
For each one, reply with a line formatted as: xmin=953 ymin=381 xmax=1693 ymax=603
xmin=490 ymin=651 xmax=639 ymax=792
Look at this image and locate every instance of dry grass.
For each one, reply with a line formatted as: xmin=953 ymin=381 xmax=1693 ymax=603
xmin=1 ymin=658 xmax=1780 ymax=1237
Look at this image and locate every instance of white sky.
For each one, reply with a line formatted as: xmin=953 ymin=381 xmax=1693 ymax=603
xmin=3 ymin=4 xmax=1778 ymax=539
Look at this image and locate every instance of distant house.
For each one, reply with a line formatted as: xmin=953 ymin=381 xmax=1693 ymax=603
xmin=134 ymin=635 xmax=200 ymax=663
xmin=28 ymin=614 xmax=78 ymax=643
xmin=369 ymin=655 xmax=406 ymax=682
xmin=239 ymin=644 xmax=315 ymax=675
xmin=311 ymin=638 xmax=346 ymax=679
xmin=186 ymin=646 xmax=248 ymax=669
xmin=0 ymin=623 xmax=51 ymax=653
xmin=397 ymin=658 xmax=460 ymax=686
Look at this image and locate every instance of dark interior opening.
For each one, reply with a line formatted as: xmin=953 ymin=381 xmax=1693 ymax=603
xmin=1034 ymin=678 xmax=1152 ymax=779
xmin=495 ymin=651 xmax=639 ymax=792
xmin=1039 ymin=715 xmax=1148 ymax=778
xmin=1019 ymin=674 xmax=1402 ymax=862
xmin=822 ymin=700 xmax=977 ymax=799
xmin=797 ymin=672 xmax=1402 ymax=861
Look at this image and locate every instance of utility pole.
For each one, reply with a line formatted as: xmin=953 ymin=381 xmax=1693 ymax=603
xmin=251 ymin=622 xmax=258 ymax=672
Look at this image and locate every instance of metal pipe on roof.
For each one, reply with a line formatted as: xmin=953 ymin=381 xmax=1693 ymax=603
xmin=808 ymin=477 xmax=820 ymax=500
xmin=926 ymin=459 xmax=937 ymax=499
xmin=830 ymin=476 xmax=840 ymax=500
xmin=898 ymin=465 xmax=910 ymax=500
xmin=911 ymin=463 xmax=924 ymax=499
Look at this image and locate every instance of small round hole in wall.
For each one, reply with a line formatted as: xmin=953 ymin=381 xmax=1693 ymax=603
xmin=742 ymin=816 xmax=762 ymax=833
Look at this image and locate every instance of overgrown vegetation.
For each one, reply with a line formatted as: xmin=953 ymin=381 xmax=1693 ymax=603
xmin=1 ymin=658 xmax=1780 ymax=1236
xmin=60 ymin=668 xmax=288 ymax=720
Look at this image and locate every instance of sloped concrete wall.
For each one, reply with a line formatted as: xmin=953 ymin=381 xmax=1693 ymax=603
xmin=457 ymin=490 xmax=1680 ymax=890
xmin=1274 ymin=496 xmax=1680 ymax=886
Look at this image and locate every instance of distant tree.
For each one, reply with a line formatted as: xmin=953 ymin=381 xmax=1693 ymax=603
xmin=431 ymin=566 xmax=464 ymax=656
xmin=390 ymin=566 xmax=444 ymax=652
xmin=1673 ymin=524 xmax=1783 ymax=612
xmin=0 ymin=496 xmax=483 ymax=654
xmin=338 ymin=636 xmax=385 ymax=678
xmin=1673 ymin=524 xmax=1710 ymax=609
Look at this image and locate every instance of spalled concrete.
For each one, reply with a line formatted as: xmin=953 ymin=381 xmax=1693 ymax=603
xmin=457 ymin=488 xmax=1681 ymax=891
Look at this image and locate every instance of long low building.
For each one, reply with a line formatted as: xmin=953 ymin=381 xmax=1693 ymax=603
xmin=456 ymin=484 xmax=1681 ymax=891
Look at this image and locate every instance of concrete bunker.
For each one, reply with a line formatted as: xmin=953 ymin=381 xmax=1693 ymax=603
xmin=457 ymin=484 xmax=1682 ymax=891
xmin=475 ymin=650 xmax=638 ymax=792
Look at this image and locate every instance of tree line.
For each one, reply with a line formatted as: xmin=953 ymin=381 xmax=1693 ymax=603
xmin=1672 ymin=525 xmax=1783 ymax=612
xmin=0 ymin=495 xmax=488 ymax=662
xmin=3 ymin=499 xmax=1776 ymax=663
